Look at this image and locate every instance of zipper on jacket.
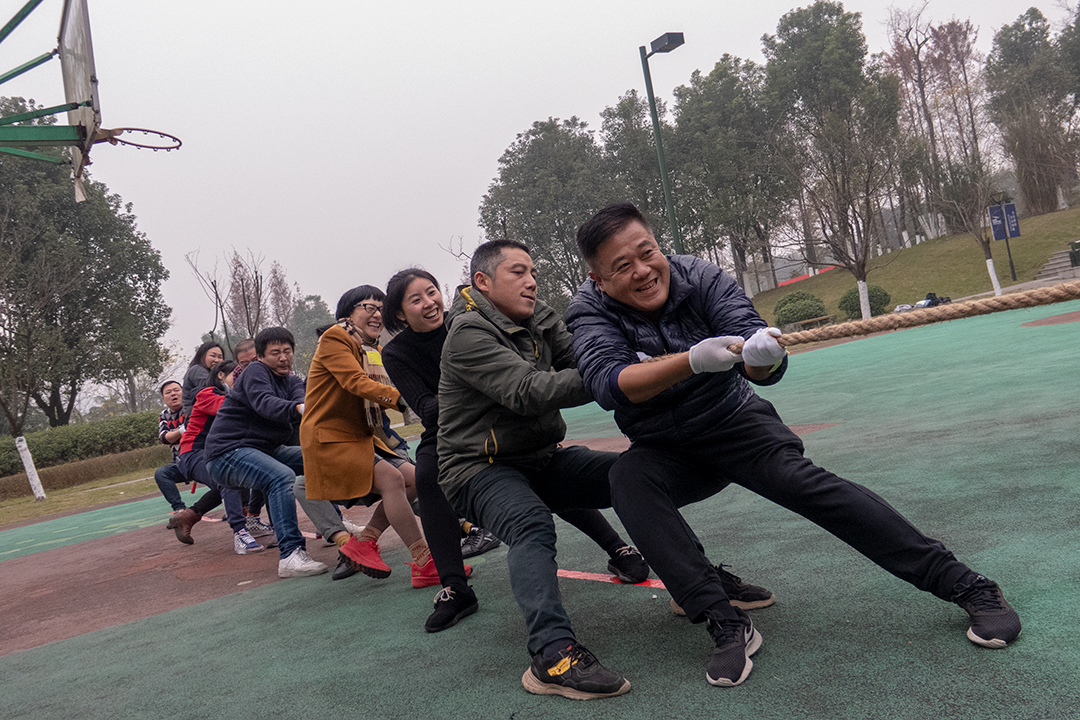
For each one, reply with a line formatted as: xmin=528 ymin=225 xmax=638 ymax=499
xmin=484 ymin=428 xmax=498 ymax=463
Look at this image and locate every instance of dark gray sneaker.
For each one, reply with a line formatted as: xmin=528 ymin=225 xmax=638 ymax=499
xmin=952 ymin=573 xmax=1021 ymax=648
xmin=718 ymin=565 xmax=775 ymax=609
xmin=607 ymin=545 xmax=650 ymax=584
xmin=705 ymin=606 xmax=762 ymax=687
xmin=670 ymin=565 xmax=775 ymax=615
xmin=460 ymin=527 xmax=501 ymax=558
xmin=522 ymin=643 xmax=631 ymax=700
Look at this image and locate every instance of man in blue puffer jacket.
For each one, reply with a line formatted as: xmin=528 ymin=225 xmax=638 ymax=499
xmin=565 ymin=203 xmax=1021 ymax=689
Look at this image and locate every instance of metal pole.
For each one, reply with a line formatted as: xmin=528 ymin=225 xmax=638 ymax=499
xmin=640 ymin=45 xmax=684 ymax=254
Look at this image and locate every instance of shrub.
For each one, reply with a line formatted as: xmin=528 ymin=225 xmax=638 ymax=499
xmin=775 ymin=295 xmax=828 ymax=326
xmin=0 ymin=411 xmax=160 ymax=477
xmin=0 ymin=445 xmax=170 ymax=500
xmin=838 ymin=284 xmax=891 ymax=319
xmin=774 ymin=291 xmax=822 ymax=318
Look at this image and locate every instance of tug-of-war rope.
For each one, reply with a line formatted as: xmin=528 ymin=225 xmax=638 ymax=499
xmin=732 ymin=279 xmax=1080 ymax=353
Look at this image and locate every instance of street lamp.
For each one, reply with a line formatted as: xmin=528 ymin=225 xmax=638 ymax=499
xmin=640 ymin=32 xmax=685 ymax=254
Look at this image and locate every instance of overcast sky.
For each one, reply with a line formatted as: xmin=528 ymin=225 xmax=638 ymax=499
xmin=3 ymin=0 xmax=1070 ymax=361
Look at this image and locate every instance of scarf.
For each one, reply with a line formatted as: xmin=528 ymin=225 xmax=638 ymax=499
xmin=338 ymin=319 xmax=396 ymax=442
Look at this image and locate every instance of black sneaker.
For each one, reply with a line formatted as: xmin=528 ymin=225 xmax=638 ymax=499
xmin=705 ymin=606 xmax=762 ymax=687
xmin=460 ymin=527 xmax=502 ymax=558
xmin=607 ymin=545 xmax=650 ymax=584
xmin=951 ymin=573 xmax=1021 ymax=648
xmin=521 ymin=643 xmax=631 ymax=700
xmin=718 ymin=565 xmax=775 ymax=610
xmin=670 ymin=565 xmax=776 ymax=616
xmin=424 ymin=585 xmax=478 ymax=633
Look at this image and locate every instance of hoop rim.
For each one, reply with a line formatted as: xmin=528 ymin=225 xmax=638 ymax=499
xmin=97 ymin=127 xmax=182 ymax=150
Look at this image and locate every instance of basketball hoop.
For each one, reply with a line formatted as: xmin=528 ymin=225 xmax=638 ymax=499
xmin=94 ymin=127 xmax=182 ymax=151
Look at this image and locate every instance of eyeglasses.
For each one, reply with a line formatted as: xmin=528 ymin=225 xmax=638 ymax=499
xmin=355 ymin=302 xmax=383 ymax=315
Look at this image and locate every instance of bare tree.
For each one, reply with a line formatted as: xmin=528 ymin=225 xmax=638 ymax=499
xmin=186 ymin=249 xmax=288 ymax=352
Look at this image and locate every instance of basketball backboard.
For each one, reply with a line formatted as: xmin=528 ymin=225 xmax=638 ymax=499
xmin=58 ymin=0 xmax=101 ymax=180
xmin=1 ymin=0 xmax=178 ymax=199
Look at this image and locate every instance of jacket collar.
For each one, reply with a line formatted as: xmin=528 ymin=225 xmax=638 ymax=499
xmin=448 ymin=284 xmax=558 ymax=335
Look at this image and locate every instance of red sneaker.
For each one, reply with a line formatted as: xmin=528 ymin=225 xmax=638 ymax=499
xmin=411 ymin=558 xmax=474 ymax=588
xmin=340 ymin=537 xmax=391 ymax=578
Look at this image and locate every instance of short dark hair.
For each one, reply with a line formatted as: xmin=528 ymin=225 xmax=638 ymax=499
xmin=233 ymin=338 xmax=255 ymax=357
xmin=384 ymin=268 xmax=439 ymax=333
xmin=189 ymin=341 xmax=223 ymax=368
xmin=159 ymin=380 xmax=181 ymax=395
xmin=207 ymin=360 xmax=238 ymax=392
xmin=335 ymin=285 xmax=385 ymax=320
xmin=576 ymin=203 xmax=652 ymax=262
xmin=255 ymin=327 xmax=295 ymax=355
xmin=470 ymin=239 xmax=530 ymax=281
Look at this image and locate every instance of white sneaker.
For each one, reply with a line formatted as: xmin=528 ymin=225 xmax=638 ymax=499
xmin=277 ymin=548 xmax=328 ymax=578
xmin=233 ymin=529 xmax=264 ymax=555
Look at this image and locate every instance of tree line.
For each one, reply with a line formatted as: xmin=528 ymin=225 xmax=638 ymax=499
xmin=479 ymin=2 xmax=1080 ymax=315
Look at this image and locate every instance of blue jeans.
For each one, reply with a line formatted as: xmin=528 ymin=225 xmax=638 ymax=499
xmin=154 ymin=463 xmax=189 ymax=511
xmin=206 ymin=446 xmax=306 ymax=559
xmin=452 ymin=445 xmax=617 ymax=657
xmin=178 ymin=450 xmax=246 ymax=532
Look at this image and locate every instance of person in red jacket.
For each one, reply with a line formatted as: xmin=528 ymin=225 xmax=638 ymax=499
xmin=170 ymin=361 xmax=261 ymax=554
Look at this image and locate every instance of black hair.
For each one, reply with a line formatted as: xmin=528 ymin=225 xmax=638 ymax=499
xmin=159 ymin=380 xmax=181 ymax=395
xmin=207 ymin=360 xmax=238 ymax=393
xmin=469 ymin=239 xmax=530 ymax=281
xmin=189 ymin=341 xmax=223 ymax=368
xmin=255 ymin=327 xmax=296 ymax=355
xmin=384 ymin=268 xmax=440 ymax=333
xmin=335 ymin=285 xmax=385 ymax=321
xmin=575 ymin=203 xmax=652 ymax=262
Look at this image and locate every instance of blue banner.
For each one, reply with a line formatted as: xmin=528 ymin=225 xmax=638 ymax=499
xmin=989 ymin=205 xmax=1007 ymax=241
xmin=1004 ymin=203 xmax=1020 ymax=238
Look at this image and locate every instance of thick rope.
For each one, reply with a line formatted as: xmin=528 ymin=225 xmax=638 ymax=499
xmin=732 ymin=279 xmax=1080 ymax=352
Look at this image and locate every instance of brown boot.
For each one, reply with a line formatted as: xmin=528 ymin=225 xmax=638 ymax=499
xmin=168 ymin=508 xmax=202 ymax=544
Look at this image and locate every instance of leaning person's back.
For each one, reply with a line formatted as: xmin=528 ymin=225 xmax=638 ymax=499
xmin=205 ymin=360 xmax=303 ymax=460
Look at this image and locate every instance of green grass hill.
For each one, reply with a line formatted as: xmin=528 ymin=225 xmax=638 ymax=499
xmin=752 ymin=206 xmax=1080 ymax=325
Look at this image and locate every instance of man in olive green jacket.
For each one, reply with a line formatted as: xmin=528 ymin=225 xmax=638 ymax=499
xmin=437 ymin=239 xmax=632 ymax=701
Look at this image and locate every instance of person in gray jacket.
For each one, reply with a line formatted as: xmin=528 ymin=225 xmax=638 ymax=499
xmin=565 ymin=203 xmax=1021 ymax=690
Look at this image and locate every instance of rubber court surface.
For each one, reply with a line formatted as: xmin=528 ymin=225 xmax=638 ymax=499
xmin=2 ymin=300 xmax=1078 ymax=719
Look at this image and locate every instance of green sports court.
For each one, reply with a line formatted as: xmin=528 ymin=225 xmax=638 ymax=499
xmin=2 ymin=298 xmax=1078 ymax=719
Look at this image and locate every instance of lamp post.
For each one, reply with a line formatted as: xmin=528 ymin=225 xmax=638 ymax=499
xmin=640 ymin=31 xmax=684 ymax=254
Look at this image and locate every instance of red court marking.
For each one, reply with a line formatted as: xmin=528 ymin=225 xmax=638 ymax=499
xmin=1021 ymin=310 xmax=1080 ymax=326
xmin=558 ymin=568 xmax=667 ymax=589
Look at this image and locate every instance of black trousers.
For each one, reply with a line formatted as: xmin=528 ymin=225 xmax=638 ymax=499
xmin=415 ymin=434 xmax=471 ymax=589
xmin=609 ymin=395 xmax=970 ymax=622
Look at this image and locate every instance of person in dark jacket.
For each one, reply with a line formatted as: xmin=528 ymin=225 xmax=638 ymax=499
xmin=205 ymin=327 xmax=327 ymax=579
xmin=565 ymin=203 xmax=1022 ymax=689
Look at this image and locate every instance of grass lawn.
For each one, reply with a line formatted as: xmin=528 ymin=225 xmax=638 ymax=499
xmin=753 ymin=205 xmax=1080 ymax=324
xmin=0 ymin=468 xmax=161 ymax=529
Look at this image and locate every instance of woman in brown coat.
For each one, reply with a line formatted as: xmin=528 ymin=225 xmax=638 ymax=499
xmin=299 ymin=284 xmax=433 ymax=585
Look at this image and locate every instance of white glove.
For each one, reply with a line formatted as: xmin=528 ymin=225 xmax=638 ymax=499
xmin=688 ymin=336 xmax=746 ymax=373
xmin=741 ymin=327 xmax=786 ymax=367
